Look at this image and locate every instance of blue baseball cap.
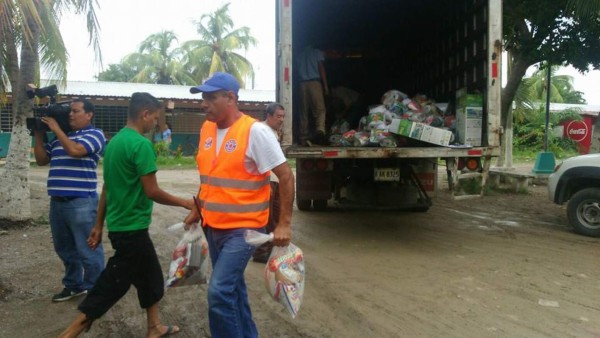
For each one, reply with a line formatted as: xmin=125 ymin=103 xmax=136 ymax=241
xmin=190 ymin=72 xmax=240 ymax=94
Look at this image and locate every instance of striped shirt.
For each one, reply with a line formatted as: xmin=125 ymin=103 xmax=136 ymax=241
xmin=45 ymin=125 xmax=105 ymax=197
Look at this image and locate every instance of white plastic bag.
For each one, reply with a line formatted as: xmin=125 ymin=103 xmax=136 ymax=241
xmin=244 ymin=230 xmax=305 ymax=318
xmin=165 ymin=222 xmax=209 ymax=288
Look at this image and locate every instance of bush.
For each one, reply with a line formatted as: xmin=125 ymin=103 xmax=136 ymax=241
xmin=153 ymin=141 xmax=172 ymax=157
xmin=513 ymin=106 xmax=580 ymax=158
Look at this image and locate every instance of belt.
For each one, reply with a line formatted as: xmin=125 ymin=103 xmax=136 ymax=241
xmin=51 ymin=196 xmax=79 ymax=202
xmin=301 ymin=78 xmax=321 ymax=82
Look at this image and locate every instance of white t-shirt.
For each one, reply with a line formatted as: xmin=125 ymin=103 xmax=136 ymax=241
xmin=213 ymin=122 xmax=286 ymax=178
xmin=260 ymin=121 xmax=281 ymax=182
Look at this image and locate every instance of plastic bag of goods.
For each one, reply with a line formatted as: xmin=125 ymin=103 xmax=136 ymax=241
xmin=353 ymin=131 xmax=371 ymax=147
xmin=330 ymin=118 xmax=351 ymax=135
xmin=165 ymin=222 xmax=209 ymax=288
xmin=381 ymin=89 xmax=408 ymax=113
xmin=244 ymin=230 xmax=306 ymax=318
xmin=379 ymin=133 xmax=398 ymax=148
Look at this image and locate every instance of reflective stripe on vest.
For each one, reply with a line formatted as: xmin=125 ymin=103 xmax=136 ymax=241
xmin=196 ymin=114 xmax=270 ymax=229
xmin=199 ymin=175 xmax=270 ymax=190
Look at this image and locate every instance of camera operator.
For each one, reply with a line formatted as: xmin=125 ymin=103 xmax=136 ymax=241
xmin=33 ymin=99 xmax=106 ymax=303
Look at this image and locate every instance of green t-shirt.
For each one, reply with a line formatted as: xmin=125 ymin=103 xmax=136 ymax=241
xmin=103 ymin=127 xmax=157 ymax=232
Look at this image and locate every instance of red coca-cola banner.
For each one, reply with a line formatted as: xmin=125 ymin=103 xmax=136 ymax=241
xmin=562 ymin=116 xmax=594 ymax=154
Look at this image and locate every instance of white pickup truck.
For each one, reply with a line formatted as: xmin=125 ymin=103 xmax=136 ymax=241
xmin=548 ymin=153 xmax=600 ymax=237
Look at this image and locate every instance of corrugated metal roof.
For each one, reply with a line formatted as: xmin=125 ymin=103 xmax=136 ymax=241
xmin=39 ymin=80 xmax=276 ymax=102
xmin=547 ymin=103 xmax=600 ymax=115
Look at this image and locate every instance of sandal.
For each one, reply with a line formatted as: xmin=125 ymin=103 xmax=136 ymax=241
xmin=150 ymin=324 xmax=180 ymax=337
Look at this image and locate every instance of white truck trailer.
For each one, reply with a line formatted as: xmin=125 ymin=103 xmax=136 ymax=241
xmin=276 ymin=0 xmax=503 ymax=211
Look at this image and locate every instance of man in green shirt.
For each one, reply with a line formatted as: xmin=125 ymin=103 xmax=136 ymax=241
xmin=59 ymin=92 xmax=193 ymax=338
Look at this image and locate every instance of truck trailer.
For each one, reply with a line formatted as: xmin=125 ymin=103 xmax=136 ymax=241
xmin=276 ymin=0 xmax=503 ymax=211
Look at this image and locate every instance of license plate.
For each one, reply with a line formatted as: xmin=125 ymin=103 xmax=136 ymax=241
xmin=374 ymin=168 xmax=400 ymax=182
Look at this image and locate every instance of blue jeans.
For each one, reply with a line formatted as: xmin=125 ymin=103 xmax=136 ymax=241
xmin=49 ymin=196 xmax=104 ymax=291
xmin=206 ymin=227 xmax=262 ymax=338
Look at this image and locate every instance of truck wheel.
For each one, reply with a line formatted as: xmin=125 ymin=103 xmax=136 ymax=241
xmin=312 ymin=199 xmax=327 ymax=211
xmin=567 ymin=188 xmax=600 ymax=237
xmin=297 ymin=199 xmax=312 ymax=211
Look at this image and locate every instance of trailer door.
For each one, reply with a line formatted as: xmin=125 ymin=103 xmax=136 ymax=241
xmin=276 ymin=0 xmax=293 ymax=147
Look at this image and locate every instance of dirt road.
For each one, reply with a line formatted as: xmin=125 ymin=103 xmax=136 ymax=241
xmin=1 ymin=167 xmax=599 ymax=337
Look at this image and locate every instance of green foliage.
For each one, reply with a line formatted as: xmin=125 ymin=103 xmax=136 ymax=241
xmin=501 ymin=0 xmax=600 ymax=131
xmin=457 ymin=177 xmax=483 ymax=195
xmin=504 ymin=0 xmax=600 ymax=72
xmin=520 ymin=66 xmax=587 ymax=105
xmin=181 ymin=3 xmax=257 ymax=86
xmin=96 ymin=64 xmax=138 ymax=82
xmin=152 ymin=141 xmax=197 ymax=169
xmin=153 ymin=141 xmax=172 ymax=157
xmin=155 ymin=155 xmax=197 ymax=170
xmin=513 ymin=105 xmax=581 ymax=157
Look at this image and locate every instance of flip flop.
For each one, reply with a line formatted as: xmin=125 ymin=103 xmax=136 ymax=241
xmin=160 ymin=325 xmax=180 ymax=337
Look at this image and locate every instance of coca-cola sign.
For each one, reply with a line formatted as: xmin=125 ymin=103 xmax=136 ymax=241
xmin=566 ymin=120 xmax=589 ymax=142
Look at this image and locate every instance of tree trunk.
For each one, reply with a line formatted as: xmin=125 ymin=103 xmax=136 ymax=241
xmin=0 ymin=10 xmax=40 ymax=225
xmin=497 ymin=55 xmax=534 ymax=167
xmin=504 ymin=107 xmax=514 ymax=168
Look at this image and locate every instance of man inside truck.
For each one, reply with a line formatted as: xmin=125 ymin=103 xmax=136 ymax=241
xmin=329 ymin=85 xmax=364 ymax=131
xmin=297 ymin=44 xmax=329 ymax=146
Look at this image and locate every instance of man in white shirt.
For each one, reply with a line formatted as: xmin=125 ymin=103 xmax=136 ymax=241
xmin=253 ymin=103 xmax=286 ymax=263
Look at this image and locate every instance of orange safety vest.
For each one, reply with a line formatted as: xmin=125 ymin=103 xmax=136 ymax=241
xmin=196 ymin=114 xmax=271 ymax=229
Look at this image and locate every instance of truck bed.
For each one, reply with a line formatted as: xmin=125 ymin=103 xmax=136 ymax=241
xmin=286 ymin=146 xmax=499 ymax=159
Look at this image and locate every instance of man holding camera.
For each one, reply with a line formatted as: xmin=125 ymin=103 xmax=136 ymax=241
xmin=33 ymin=99 xmax=106 ymax=302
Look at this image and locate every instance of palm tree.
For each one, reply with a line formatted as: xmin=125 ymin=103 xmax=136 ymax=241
xmin=0 ymin=0 xmax=100 ymax=224
xmin=96 ymin=63 xmax=139 ymax=82
xmin=182 ymin=3 xmax=257 ymax=87
xmin=513 ymin=66 xmax=586 ymax=123
xmin=122 ymin=31 xmax=195 ymax=85
xmin=521 ymin=67 xmax=585 ymax=104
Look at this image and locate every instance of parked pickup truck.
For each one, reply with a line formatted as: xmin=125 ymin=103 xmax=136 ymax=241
xmin=548 ymin=153 xmax=600 ymax=237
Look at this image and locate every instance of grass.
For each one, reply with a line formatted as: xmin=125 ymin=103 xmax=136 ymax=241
xmin=513 ymin=149 xmax=579 ymax=163
xmin=155 ymin=156 xmax=198 ymax=170
xmin=156 ymin=156 xmax=296 ymax=170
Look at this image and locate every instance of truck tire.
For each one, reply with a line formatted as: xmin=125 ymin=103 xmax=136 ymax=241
xmin=567 ymin=188 xmax=600 ymax=237
xmin=312 ymin=199 xmax=327 ymax=211
xmin=297 ymin=199 xmax=312 ymax=211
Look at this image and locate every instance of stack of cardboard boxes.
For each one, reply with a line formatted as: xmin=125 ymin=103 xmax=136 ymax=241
xmin=455 ymin=89 xmax=483 ymax=146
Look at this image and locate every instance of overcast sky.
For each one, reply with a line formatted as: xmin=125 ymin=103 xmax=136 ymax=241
xmin=58 ymin=1 xmax=600 ymax=105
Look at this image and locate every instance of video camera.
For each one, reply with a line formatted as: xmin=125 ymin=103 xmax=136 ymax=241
xmin=25 ymin=84 xmax=72 ymax=135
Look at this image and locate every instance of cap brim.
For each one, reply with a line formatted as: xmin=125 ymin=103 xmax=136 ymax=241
xmin=189 ymin=84 xmax=222 ymax=94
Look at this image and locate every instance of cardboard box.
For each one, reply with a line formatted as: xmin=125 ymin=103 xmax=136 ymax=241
xmin=420 ymin=124 xmax=453 ymax=146
xmin=388 ymin=118 xmax=413 ymax=137
xmin=459 ymin=118 xmax=483 ymax=146
xmin=389 ymin=119 xmax=453 ymax=146
xmin=455 ymin=89 xmax=483 ymax=146
xmin=457 ymin=94 xmax=483 ymax=109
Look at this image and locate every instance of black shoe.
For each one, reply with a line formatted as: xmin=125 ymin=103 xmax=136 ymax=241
xmin=52 ymin=288 xmax=87 ymax=302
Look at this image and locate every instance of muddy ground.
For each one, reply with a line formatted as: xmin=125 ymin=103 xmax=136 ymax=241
xmin=0 ymin=166 xmax=599 ymax=338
